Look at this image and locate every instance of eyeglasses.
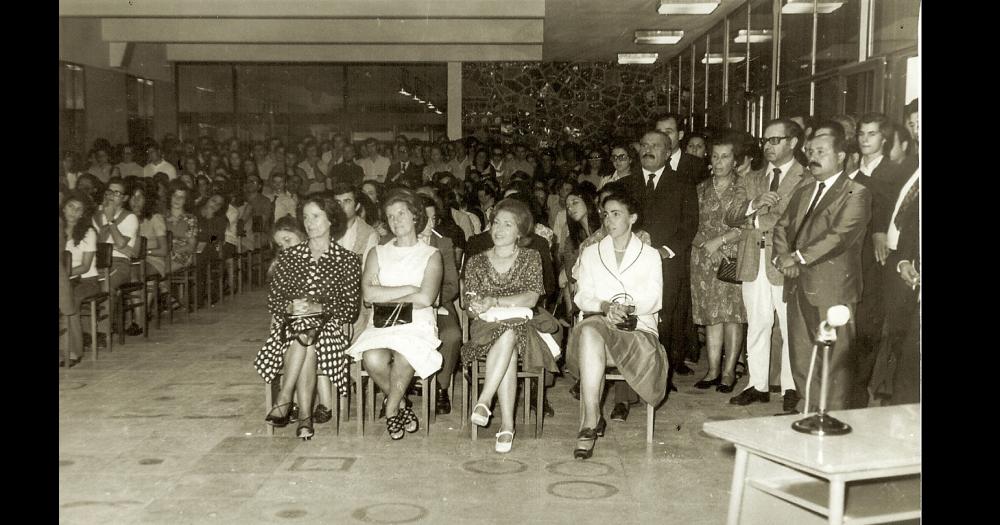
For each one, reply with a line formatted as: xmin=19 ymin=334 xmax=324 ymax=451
xmin=761 ymin=136 xmax=791 ymax=146
xmin=589 ymin=156 xmax=602 ymax=160
xmin=611 ymin=154 xmax=630 ymax=161
xmin=105 ymin=189 xmax=125 ymax=197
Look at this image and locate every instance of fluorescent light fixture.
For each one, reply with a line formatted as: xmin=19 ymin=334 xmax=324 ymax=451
xmin=634 ymin=30 xmax=684 ymax=45
xmin=657 ymin=1 xmax=720 ymax=15
xmin=734 ymin=29 xmax=773 ymax=43
xmin=701 ymin=53 xmax=746 ymax=64
xmin=194 ymin=86 xmax=215 ymax=93
xmin=398 ymin=87 xmax=411 ymax=96
xmin=781 ymin=0 xmax=844 ymax=14
xmin=413 ymin=95 xmax=423 ymax=103
xmin=427 ymin=102 xmax=436 ymax=109
xmin=618 ymin=53 xmax=659 ymax=65
xmin=434 ymin=109 xmax=443 ymax=115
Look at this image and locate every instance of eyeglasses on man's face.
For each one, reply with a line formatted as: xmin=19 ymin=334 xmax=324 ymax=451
xmin=611 ymin=154 xmax=630 ymax=162
xmin=105 ymin=189 xmax=125 ymax=197
xmin=761 ymin=136 xmax=791 ymax=146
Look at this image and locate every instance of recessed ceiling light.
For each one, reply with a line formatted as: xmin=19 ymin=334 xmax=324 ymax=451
xmin=734 ymin=29 xmax=773 ymax=44
xmin=618 ymin=53 xmax=659 ymax=65
xmin=781 ymin=0 xmax=844 ymax=14
xmin=634 ymin=30 xmax=684 ymax=45
xmin=657 ymin=1 xmax=720 ymax=15
xmin=701 ymin=53 xmax=746 ymax=65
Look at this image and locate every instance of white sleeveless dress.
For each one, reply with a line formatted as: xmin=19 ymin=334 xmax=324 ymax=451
xmin=347 ymin=240 xmax=443 ymax=379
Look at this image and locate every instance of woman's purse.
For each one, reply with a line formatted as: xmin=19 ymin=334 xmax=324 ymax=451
xmin=372 ymin=302 xmax=413 ymax=328
xmin=716 ymin=256 xmax=741 ymax=284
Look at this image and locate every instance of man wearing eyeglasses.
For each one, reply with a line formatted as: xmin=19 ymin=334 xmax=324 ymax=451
xmin=725 ymin=119 xmax=809 ymax=411
xmin=92 ymin=177 xmax=141 ymax=321
xmin=772 ymin=129 xmax=871 ymax=413
xmin=142 ymin=143 xmax=177 ymax=181
xmin=386 ymin=142 xmax=422 ymax=188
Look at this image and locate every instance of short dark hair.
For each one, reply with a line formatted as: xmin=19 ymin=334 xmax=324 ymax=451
xmin=106 ymin=176 xmax=126 ymax=191
xmin=601 ymin=191 xmax=642 ymax=227
xmin=330 ymin=181 xmax=360 ymax=202
xmin=651 ymin=112 xmax=685 ymax=130
xmin=273 ymin=215 xmax=305 ymax=240
xmin=810 ymin=120 xmax=847 ymax=155
xmin=710 ymin=132 xmax=748 ymax=164
xmin=301 ymin=194 xmax=348 ymax=240
xmin=857 ymin=113 xmax=895 ymax=156
xmin=904 ymin=98 xmax=918 ymax=118
xmin=492 ymin=198 xmax=535 ymax=247
xmin=383 ymin=187 xmax=428 ymax=234
xmin=764 ymin=118 xmax=804 ymax=146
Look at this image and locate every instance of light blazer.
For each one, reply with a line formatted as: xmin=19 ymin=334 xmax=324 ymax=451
xmin=573 ymin=233 xmax=663 ymax=335
xmin=725 ymin=161 xmax=809 ymax=285
xmin=773 ymin=173 xmax=871 ymax=306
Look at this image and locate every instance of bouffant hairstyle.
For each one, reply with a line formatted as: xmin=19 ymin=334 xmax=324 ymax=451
xmin=301 ymin=194 xmax=348 ymax=241
xmin=382 ymin=187 xmax=428 ymax=234
xmin=492 ymin=197 xmax=534 ymax=248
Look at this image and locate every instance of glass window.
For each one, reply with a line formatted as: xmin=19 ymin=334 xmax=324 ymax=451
xmin=707 ymin=21 xmax=726 ymax=128
xmin=668 ymin=60 xmax=679 ymax=112
xmin=60 ymin=62 xmax=86 ymax=152
xmin=872 ymin=0 xmax=920 ymax=56
xmin=815 ymin=0 xmax=861 ymax=74
xmin=844 ymin=68 xmax=877 ymax=116
xmin=237 ymin=65 xmax=343 ymax=115
xmin=813 ymin=75 xmax=841 ymax=119
xmin=778 ymin=81 xmax=810 ymax=119
xmin=779 ymin=0 xmax=814 ymax=83
xmin=693 ymin=39 xmax=705 ymax=130
xmin=678 ymin=54 xmax=690 ymax=116
xmin=177 ymin=65 xmax=235 ymax=142
xmin=748 ymin=0 xmax=774 ymax=134
xmin=126 ymin=76 xmax=155 ymax=146
xmin=728 ymin=3 xmax=750 ymax=109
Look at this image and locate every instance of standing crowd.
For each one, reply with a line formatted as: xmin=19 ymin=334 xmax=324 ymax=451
xmin=59 ymin=99 xmax=920 ymax=457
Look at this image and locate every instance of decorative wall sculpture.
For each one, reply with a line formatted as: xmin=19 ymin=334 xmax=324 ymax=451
xmin=463 ymin=62 xmax=673 ymax=146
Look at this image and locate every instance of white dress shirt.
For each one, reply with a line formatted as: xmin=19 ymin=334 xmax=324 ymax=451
xmin=668 ymin=149 xmax=681 ymax=171
xmin=143 ymin=159 xmax=177 ymax=180
xmin=886 ymin=168 xmax=919 ymax=250
xmin=849 ymin=154 xmax=884 ymax=180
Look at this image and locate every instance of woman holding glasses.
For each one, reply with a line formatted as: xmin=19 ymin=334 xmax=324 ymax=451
xmin=254 ymin=194 xmax=362 ymax=440
xmin=567 ymin=192 xmax=667 ymax=459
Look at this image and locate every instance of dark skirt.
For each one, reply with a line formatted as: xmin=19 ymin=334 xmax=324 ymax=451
xmin=461 ymin=308 xmax=561 ymax=374
xmin=253 ymin=315 xmax=352 ymax=396
xmin=566 ymin=316 xmax=669 ymax=408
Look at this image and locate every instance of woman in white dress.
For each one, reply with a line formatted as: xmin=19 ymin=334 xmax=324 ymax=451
xmin=348 ymin=188 xmax=444 ymax=440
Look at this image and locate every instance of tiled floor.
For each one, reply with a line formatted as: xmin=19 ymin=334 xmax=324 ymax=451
xmin=59 ymin=289 xmax=791 ymax=524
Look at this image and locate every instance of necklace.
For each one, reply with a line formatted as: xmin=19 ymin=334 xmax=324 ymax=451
xmin=713 ymin=175 xmax=732 ymax=195
xmin=492 ymin=246 xmax=518 ymax=258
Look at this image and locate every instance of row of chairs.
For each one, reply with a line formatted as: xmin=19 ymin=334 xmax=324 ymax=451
xmin=60 ymin=215 xmax=274 ymax=367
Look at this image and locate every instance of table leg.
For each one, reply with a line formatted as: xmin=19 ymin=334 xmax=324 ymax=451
xmin=727 ymin=447 xmax=749 ymax=525
xmin=828 ymin=479 xmax=845 ymax=524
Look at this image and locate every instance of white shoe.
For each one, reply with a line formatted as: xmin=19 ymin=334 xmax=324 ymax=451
xmin=495 ymin=430 xmax=514 ymax=453
xmin=470 ymin=403 xmax=492 ymax=427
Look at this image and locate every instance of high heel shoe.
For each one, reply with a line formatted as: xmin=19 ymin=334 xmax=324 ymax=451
xmin=386 ymin=413 xmax=405 ymax=440
xmin=574 ymin=428 xmax=599 ymax=460
xmin=470 ymin=403 xmax=492 ymax=427
xmin=265 ymin=402 xmax=293 ymax=427
xmin=694 ymin=374 xmax=722 ymax=389
xmin=401 ymin=404 xmax=419 ymax=434
xmin=296 ymin=416 xmax=314 ymax=440
xmin=716 ymin=374 xmax=738 ymax=394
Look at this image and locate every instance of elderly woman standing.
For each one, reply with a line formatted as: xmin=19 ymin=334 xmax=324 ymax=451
xmin=568 ymin=192 xmax=667 ymax=459
xmin=690 ymin=135 xmax=748 ymax=394
xmin=254 ymin=195 xmax=362 ymax=440
xmin=348 ymin=188 xmax=444 ymax=441
xmin=463 ymin=198 xmax=561 ymax=453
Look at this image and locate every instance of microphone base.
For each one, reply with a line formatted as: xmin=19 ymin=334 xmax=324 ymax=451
xmin=791 ymin=413 xmax=852 ymax=436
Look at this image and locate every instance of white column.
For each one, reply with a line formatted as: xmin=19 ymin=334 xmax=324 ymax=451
xmin=447 ymin=61 xmax=462 ymax=140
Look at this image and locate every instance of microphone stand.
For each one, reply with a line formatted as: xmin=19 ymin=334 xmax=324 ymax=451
xmin=791 ymin=324 xmax=852 ymax=436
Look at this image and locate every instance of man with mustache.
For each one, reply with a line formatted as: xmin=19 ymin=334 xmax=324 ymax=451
xmin=772 ymin=129 xmax=871 ymax=413
xmin=621 ymin=130 xmax=699 ymax=412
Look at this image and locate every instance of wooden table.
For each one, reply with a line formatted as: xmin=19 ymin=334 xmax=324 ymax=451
xmin=703 ymin=405 xmax=921 ymax=525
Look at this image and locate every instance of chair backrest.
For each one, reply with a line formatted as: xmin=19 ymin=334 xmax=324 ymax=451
xmin=132 ymin=236 xmax=147 ymax=261
xmin=251 ymin=215 xmax=264 ymax=234
xmin=62 ymin=250 xmax=72 ymax=273
xmin=165 ymin=230 xmax=174 ymax=273
xmin=96 ymin=242 xmax=114 ymax=270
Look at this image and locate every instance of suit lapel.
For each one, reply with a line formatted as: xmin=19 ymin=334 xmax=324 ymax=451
xmin=809 ymin=174 xmax=849 ymax=220
xmin=778 ymin=162 xmax=804 ymax=196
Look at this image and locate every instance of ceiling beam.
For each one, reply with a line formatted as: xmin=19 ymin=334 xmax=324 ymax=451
xmin=102 ymin=18 xmax=543 ymax=44
xmin=166 ymin=44 xmax=543 ymax=62
xmin=60 ymin=0 xmax=545 ymax=19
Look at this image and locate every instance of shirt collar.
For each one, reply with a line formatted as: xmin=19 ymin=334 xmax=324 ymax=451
xmin=642 ymin=165 xmax=666 ymax=178
xmin=767 ymin=158 xmax=796 ymax=176
xmin=860 ymin=154 xmax=883 ymax=174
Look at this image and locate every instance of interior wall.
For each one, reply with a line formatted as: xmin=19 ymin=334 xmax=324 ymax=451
xmin=84 ymin=67 xmax=128 ymax=145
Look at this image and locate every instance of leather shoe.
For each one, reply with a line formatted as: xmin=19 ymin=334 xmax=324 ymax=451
xmin=436 ymin=389 xmax=452 ymax=415
xmin=729 ymin=387 xmax=770 ymax=406
xmin=782 ymin=390 xmax=801 ymax=413
xmin=694 ymin=374 xmax=721 ymax=389
xmin=769 ymin=384 xmax=781 ymax=394
xmin=674 ymin=363 xmax=695 ymax=376
xmin=716 ymin=374 xmax=738 ymax=394
xmin=609 ymin=403 xmax=629 ymax=422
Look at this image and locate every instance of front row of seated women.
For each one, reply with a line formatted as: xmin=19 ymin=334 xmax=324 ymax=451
xmin=256 ymin=188 xmax=668 ymax=459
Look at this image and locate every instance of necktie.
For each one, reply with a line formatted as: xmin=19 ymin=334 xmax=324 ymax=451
xmin=646 ymin=173 xmax=656 ymax=192
xmin=894 ymin=179 xmax=919 ymax=229
xmin=769 ymin=167 xmax=781 ymax=192
xmin=791 ymin=182 xmax=826 ymax=250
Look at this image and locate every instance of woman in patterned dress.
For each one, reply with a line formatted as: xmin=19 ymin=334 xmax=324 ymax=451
xmin=254 ymin=194 xmax=361 ymax=440
xmin=690 ymin=137 xmax=748 ymax=393
xmin=347 ymin=188 xmax=443 ymax=441
xmin=462 ymin=198 xmax=560 ymax=453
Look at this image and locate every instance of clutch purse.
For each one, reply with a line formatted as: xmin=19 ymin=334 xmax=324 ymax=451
xmin=372 ymin=302 xmax=412 ymax=328
xmin=716 ymin=256 xmax=741 ymax=284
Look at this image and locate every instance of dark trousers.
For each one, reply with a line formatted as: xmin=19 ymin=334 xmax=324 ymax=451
xmin=436 ymin=304 xmax=462 ymax=391
xmin=883 ymin=254 xmax=920 ymax=405
xmin=787 ymin=287 xmax=856 ymax=412
xmin=849 ymin=259 xmax=887 ymax=408
xmin=658 ymin=255 xmax=691 ymax=373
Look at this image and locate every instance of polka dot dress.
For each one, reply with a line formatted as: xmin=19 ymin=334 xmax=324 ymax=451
xmin=254 ymin=242 xmax=362 ymax=396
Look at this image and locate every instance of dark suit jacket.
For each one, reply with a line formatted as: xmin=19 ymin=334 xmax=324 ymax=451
xmin=675 ymin=151 xmax=709 ymax=185
xmin=622 ymin=164 xmax=699 ymax=283
xmin=773 ymin=173 xmax=872 ymax=306
xmin=386 ymin=161 xmax=423 ymax=188
xmin=329 ymin=161 xmax=365 ymax=188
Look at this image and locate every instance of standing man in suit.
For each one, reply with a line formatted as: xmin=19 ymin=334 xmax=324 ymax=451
xmin=882 ymin=165 xmax=919 ymax=404
xmin=772 ymin=130 xmax=871 ymax=413
xmin=654 ymin=113 xmax=709 ymax=371
xmin=623 ymin=130 xmax=700 ymax=386
xmin=386 ymin=142 xmax=423 ymax=188
xmin=725 ymin=119 xmax=810 ymax=411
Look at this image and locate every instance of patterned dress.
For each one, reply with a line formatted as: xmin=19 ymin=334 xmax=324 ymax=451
xmin=254 ymin=242 xmax=362 ymax=396
xmin=690 ymin=178 xmax=747 ymax=325
xmin=461 ymin=248 xmax=560 ymax=373
xmin=165 ymin=212 xmax=199 ymax=269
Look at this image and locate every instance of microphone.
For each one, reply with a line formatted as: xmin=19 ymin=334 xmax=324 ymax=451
xmin=816 ymin=305 xmax=850 ymax=344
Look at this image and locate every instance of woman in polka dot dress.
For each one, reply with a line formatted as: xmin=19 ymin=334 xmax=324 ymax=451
xmin=254 ymin=195 xmax=361 ymax=440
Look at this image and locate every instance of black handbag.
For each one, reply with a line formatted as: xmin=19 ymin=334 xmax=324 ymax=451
xmin=716 ymin=256 xmax=741 ymax=284
xmin=372 ymin=302 xmax=413 ymax=328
